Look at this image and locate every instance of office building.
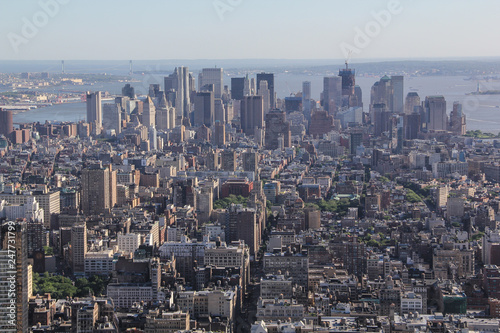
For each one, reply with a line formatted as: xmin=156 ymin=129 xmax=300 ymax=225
xmin=231 ymin=77 xmax=245 ymax=100
xmin=71 ymin=223 xmax=87 ymax=274
xmin=256 ymin=73 xmax=275 ymax=109
xmin=322 ymin=76 xmax=342 ymax=113
xmin=164 ymin=67 xmax=191 ymax=123
xmin=200 ymin=67 xmax=223 ymax=99
xmin=425 ymin=95 xmax=447 ymax=131
xmin=257 ymin=80 xmax=271 ymax=114
xmin=194 ymin=91 xmax=214 ymax=127
xmin=102 ymin=103 xmax=121 ymax=134
xmin=86 ymin=91 xmax=102 ymax=135
xmin=370 ymin=76 xmax=393 ymax=118
xmin=142 ymin=96 xmax=156 ymax=128
xmin=405 ymin=92 xmax=420 ymax=115
xmin=241 ymin=95 xmax=264 ymax=136
xmin=391 ymin=75 xmax=404 ymax=114
xmin=449 ymin=101 xmax=466 ymax=135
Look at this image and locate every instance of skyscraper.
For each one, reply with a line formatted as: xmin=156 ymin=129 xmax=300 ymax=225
xmin=449 ymin=101 xmax=466 ymax=135
xmin=258 ymin=80 xmax=271 ymax=115
xmin=425 ymin=96 xmax=447 ymax=131
xmin=241 ymin=95 xmax=264 ymax=136
xmin=265 ymin=109 xmax=291 ymax=150
xmin=200 ymin=68 xmax=223 ymax=99
xmin=0 ymin=109 xmax=13 ymax=139
xmin=71 ymin=223 xmax=87 ymax=274
xmin=405 ymin=92 xmax=420 ymax=115
xmin=102 ymin=103 xmax=122 ymax=134
xmin=142 ymin=96 xmax=156 ymax=128
xmin=213 ymin=121 xmax=226 ymax=146
xmin=370 ymin=76 xmax=393 ymax=119
xmin=243 ymin=150 xmax=259 ymax=175
xmin=322 ymin=76 xmax=342 ymax=113
xmin=86 ymin=91 xmax=102 ymax=134
xmin=81 ymin=164 xmax=116 ymax=215
xmin=256 ymin=73 xmax=275 ymax=109
xmin=391 ymin=76 xmax=404 ymax=114
xmin=231 ymin=77 xmax=245 ymax=100
xmin=164 ymin=67 xmax=191 ymax=124
xmin=302 ymin=81 xmax=311 ymax=119
xmin=194 ymin=91 xmax=215 ymax=127
xmin=1 ymin=221 xmax=28 ymax=333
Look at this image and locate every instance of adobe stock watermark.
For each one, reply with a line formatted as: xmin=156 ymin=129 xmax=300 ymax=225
xmin=7 ymin=0 xmax=71 ymax=54
xmin=339 ymin=0 xmax=403 ymax=59
xmin=213 ymin=0 xmax=243 ymax=21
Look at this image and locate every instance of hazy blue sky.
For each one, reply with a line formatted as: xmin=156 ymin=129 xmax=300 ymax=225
xmin=1 ymin=0 xmax=499 ymax=60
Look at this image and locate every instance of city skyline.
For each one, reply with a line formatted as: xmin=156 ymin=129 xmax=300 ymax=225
xmin=1 ymin=0 xmax=500 ymax=60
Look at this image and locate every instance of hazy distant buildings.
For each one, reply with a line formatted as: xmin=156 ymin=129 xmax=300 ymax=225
xmin=322 ymin=76 xmax=342 ymax=113
xmin=256 ymin=73 xmax=275 ymax=109
xmin=102 ymin=103 xmax=122 ymax=134
xmin=302 ymin=81 xmax=312 ymax=120
xmin=370 ymin=76 xmax=393 ymax=118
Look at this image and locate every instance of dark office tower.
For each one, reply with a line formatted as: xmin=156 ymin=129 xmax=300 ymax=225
xmin=391 ymin=76 xmax=404 ymax=114
xmin=373 ymin=103 xmax=392 ymax=137
xmin=350 ymin=131 xmax=363 ymax=155
xmin=200 ymin=68 xmax=223 ymax=99
xmin=149 ymin=84 xmax=160 ymax=98
xmin=322 ymin=76 xmax=342 ymax=113
xmin=241 ymin=95 xmax=264 ymax=136
xmin=122 ymin=83 xmax=135 ymax=98
xmin=0 ymin=109 xmax=13 ymax=139
xmin=86 ymin=91 xmax=102 ymax=131
xmin=243 ymin=150 xmax=259 ymax=174
xmin=213 ymin=121 xmax=225 ymax=146
xmin=404 ymin=112 xmax=421 ymax=139
xmin=339 ymin=61 xmax=355 ymax=96
xmin=425 ymin=96 xmax=447 ymax=131
xmin=449 ymin=101 xmax=466 ymax=135
xmin=231 ymin=77 xmax=245 ymax=100
xmin=256 ymin=73 xmax=275 ymax=108
xmin=265 ymin=109 xmax=291 ymax=150
xmin=1 ymin=221 xmax=28 ymax=333
xmin=405 ymin=92 xmax=420 ymax=115
xmin=370 ymin=76 xmax=393 ymax=119
xmin=194 ymin=91 xmax=214 ymax=127
xmin=214 ymin=98 xmax=225 ymax=124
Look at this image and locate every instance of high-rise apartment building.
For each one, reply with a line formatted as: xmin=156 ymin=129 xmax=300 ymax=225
xmin=81 ymin=164 xmax=116 ymax=215
xmin=71 ymin=223 xmax=87 ymax=274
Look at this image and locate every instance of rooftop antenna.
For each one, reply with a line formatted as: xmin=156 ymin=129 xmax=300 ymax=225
xmin=345 ymin=50 xmax=353 ymax=70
